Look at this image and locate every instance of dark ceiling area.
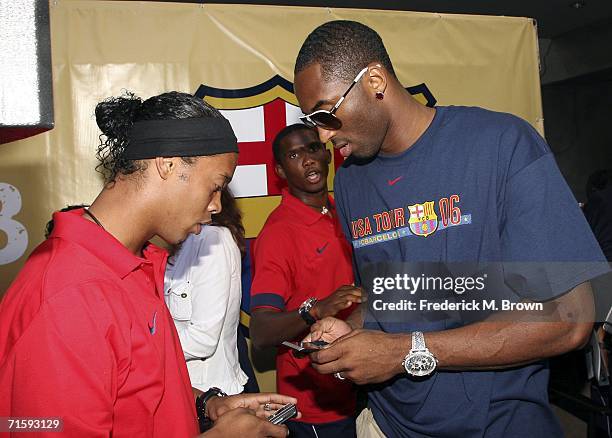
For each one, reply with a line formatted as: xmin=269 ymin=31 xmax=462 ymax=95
xmin=153 ymin=0 xmax=612 ymax=38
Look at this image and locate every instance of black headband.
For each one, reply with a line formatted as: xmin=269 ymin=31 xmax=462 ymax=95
xmin=124 ymin=117 xmax=238 ymax=159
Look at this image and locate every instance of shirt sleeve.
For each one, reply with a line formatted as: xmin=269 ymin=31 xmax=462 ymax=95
xmin=334 ymin=170 xmax=362 ymax=286
xmin=499 ymin=138 xmax=609 ymax=300
xmin=175 ymin=228 xmax=235 ymax=360
xmin=250 ymin=226 xmax=293 ymax=311
xmin=2 ymin=283 xmax=122 ymax=437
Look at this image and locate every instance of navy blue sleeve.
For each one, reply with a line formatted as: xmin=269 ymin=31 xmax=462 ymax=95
xmin=498 ymin=125 xmax=609 ymax=300
xmin=334 ymin=169 xmax=362 ymax=286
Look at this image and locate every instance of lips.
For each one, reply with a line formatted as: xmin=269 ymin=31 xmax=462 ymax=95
xmin=335 ymin=143 xmax=352 ymax=158
xmin=305 ymin=169 xmax=322 ymax=184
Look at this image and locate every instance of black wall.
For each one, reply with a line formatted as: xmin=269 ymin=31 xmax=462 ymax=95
xmin=542 ymin=69 xmax=612 ymax=203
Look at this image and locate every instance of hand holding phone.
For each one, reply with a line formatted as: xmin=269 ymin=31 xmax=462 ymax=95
xmin=281 ymin=340 xmax=329 ymax=354
xmin=301 ymin=340 xmax=329 ymax=352
xmin=268 ymin=403 xmax=298 ymax=425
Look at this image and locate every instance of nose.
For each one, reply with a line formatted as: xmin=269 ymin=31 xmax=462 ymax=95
xmin=316 ymin=126 xmax=336 ymax=144
xmin=207 ymin=190 xmax=222 ymax=215
xmin=302 ymin=152 xmax=315 ymax=167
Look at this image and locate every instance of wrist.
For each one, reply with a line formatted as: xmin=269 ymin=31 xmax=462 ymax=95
xmin=392 ymin=333 xmax=412 ymax=374
xmin=402 ymin=331 xmax=438 ymax=377
xmin=298 ymin=297 xmax=318 ymax=325
xmin=204 ymin=395 xmax=219 ymax=418
xmin=196 ymin=387 xmax=227 ymax=420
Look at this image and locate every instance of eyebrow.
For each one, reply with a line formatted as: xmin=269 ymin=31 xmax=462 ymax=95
xmin=309 ymin=99 xmax=335 ymax=114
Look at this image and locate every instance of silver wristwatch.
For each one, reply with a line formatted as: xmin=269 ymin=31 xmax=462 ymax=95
xmin=402 ymin=331 xmax=437 ymax=377
xmin=298 ymin=297 xmax=318 ymax=326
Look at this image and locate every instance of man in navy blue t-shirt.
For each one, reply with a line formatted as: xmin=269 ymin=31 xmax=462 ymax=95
xmin=292 ymin=20 xmax=610 ymax=437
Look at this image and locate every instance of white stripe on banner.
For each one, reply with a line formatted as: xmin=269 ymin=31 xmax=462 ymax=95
xmin=220 ymin=107 xmax=265 ymax=143
xmin=284 ymin=102 xmax=303 ymax=126
xmin=229 ymin=164 xmax=268 ymax=198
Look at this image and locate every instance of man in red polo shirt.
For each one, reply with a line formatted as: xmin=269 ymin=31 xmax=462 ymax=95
xmin=0 ymin=91 xmax=294 ymax=437
xmin=250 ymin=124 xmax=362 ymax=437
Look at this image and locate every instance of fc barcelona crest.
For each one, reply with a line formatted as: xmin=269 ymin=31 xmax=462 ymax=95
xmin=195 ymin=76 xmax=305 ymax=199
xmin=408 ymin=201 xmax=438 ymax=237
xmin=194 ymin=76 xmax=437 ymax=201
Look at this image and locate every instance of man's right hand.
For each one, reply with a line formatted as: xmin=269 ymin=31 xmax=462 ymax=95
xmin=203 ymin=407 xmax=288 ymax=437
xmin=312 ymin=285 xmax=362 ymax=320
xmin=303 ymin=316 xmax=353 ymax=344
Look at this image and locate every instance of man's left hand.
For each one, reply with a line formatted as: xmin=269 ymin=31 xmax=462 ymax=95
xmin=206 ymin=392 xmax=300 ymax=421
xmin=309 ymin=329 xmax=409 ymax=385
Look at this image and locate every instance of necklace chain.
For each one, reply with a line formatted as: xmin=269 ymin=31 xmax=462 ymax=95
xmin=84 ymin=209 xmax=105 ymax=229
xmin=304 ymin=202 xmax=331 ymax=215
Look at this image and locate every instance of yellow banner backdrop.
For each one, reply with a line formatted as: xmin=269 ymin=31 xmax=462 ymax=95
xmin=0 ymin=0 xmax=543 ymax=390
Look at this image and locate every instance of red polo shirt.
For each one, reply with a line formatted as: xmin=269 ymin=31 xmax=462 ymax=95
xmin=0 ymin=209 xmax=198 ymax=437
xmin=250 ymin=189 xmax=356 ymax=424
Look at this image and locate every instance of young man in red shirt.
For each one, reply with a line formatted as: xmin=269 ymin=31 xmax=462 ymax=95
xmin=0 ymin=91 xmax=295 ymax=437
xmin=250 ymin=124 xmax=362 ymax=437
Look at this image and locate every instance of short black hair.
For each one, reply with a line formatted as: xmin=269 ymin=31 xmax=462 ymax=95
xmin=272 ymin=123 xmax=314 ymax=164
xmin=295 ymin=20 xmax=395 ymax=83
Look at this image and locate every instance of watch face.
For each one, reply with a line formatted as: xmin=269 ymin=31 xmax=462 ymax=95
xmin=301 ymin=298 xmax=315 ymax=312
xmin=405 ymin=352 xmax=436 ymax=377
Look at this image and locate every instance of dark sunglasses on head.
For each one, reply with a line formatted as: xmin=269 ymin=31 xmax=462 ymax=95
xmin=299 ymin=66 xmax=368 ymax=131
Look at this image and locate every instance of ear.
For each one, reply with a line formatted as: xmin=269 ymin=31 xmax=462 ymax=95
xmin=367 ymin=63 xmax=387 ymax=97
xmin=275 ymin=163 xmax=287 ymax=180
xmin=325 ymin=147 xmax=332 ymax=164
xmin=155 ymin=157 xmax=176 ymax=180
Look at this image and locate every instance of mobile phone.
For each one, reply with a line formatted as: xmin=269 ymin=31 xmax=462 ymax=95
xmin=281 ymin=340 xmax=329 ymax=354
xmin=268 ymin=403 xmax=298 ymax=425
xmin=300 ymin=340 xmax=329 ymax=352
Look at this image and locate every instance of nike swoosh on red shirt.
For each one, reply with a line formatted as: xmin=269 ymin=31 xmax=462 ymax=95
xmin=387 ymin=176 xmax=403 ymax=186
xmin=316 ymin=242 xmax=329 ymax=254
xmin=148 ymin=311 xmax=157 ymax=335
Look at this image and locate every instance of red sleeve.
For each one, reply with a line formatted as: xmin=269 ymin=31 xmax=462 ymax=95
xmin=0 ymin=282 xmax=128 ymax=437
xmin=250 ymin=226 xmax=293 ymax=311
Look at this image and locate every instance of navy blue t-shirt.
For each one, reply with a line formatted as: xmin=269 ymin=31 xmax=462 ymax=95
xmin=334 ymin=106 xmax=609 ymax=437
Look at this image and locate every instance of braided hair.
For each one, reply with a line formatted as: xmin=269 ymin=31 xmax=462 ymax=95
xmin=94 ymin=91 xmax=224 ymax=184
